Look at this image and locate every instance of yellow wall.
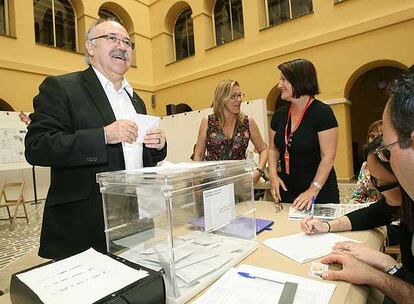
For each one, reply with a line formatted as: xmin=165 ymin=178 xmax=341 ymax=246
xmin=1 ymin=0 xmax=414 ymax=180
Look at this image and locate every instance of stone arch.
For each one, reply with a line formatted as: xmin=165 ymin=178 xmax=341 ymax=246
xmin=0 ymin=98 xmax=14 ymax=111
xmin=164 ymin=1 xmax=193 ymax=34
xmin=265 ymin=85 xmax=289 ymax=112
xmin=344 ymin=60 xmax=407 ymax=99
xmin=164 ymin=1 xmax=193 ymax=63
xmin=99 ymin=2 xmax=135 ymax=35
xmin=345 ymin=60 xmax=407 ymax=175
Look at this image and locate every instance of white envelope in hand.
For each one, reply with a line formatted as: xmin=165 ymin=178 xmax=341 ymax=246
xmin=132 ymin=114 xmax=160 ymax=143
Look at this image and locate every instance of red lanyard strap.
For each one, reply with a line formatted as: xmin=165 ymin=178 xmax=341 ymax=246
xmin=283 ymin=96 xmax=313 ymax=174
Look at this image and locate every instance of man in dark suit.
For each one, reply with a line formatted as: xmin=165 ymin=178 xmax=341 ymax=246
xmin=25 ymin=20 xmax=167 ymax=260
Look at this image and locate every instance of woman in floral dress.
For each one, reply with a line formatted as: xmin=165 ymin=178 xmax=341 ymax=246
xmin=193 ymin=80 xmax=267 ymax=183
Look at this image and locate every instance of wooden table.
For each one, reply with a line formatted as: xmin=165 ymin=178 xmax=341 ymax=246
xmin=0 ymin=201 xmax=385 ymax=304
xmin=190 ymin=201 xmax=386 ymax=304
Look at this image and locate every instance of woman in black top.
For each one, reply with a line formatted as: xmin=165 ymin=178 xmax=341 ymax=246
xmin=269 ymin=59 xmax=339 ymax=210
xmin=302 ymin=136 xmax=414 ymax=284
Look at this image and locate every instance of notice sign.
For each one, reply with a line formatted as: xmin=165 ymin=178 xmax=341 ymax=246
xmin=203 ymin=184 xmax=235 ymax=231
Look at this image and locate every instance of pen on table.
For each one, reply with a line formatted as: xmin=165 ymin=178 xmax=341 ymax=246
xmin=238 ymin=271 xmax=285 ymax=285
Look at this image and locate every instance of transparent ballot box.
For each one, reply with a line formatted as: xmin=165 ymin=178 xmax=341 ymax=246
xmin=97 ymin=160 xmax=257 ymax=303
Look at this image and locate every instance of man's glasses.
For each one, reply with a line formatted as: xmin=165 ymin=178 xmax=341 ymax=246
xmin=230 ymin=93 xmax=245 ymax=100
xmin=375 ymin=138 xmax=408 ymax=162
xmin=89 ymin=34 xmax=135 ymax=49
xmin=370 ymin=175 xmax=399 ymax=193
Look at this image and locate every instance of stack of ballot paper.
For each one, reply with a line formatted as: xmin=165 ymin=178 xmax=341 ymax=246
xmin=193 ymin=264 xmax=336 ymax=304
xmin=263 ymin=232 xmax=358 ymax=263
xmin=120 ymin=232 xmax=249 ymax=288
xmin=288 ymin=203 xmax=372 ymax=221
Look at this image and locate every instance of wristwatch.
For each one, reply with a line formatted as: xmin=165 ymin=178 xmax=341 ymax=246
xmin=386 ymin=263 xmax=403 ymax=275
xmin=312 ymin=180 xmax=322 ymax=191
xmin=255 ymin=168 xmax=264 ymax=174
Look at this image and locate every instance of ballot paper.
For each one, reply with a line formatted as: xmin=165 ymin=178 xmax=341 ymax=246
xmin=193 ymin=264 xmax=336 ymax=304
xmin=131 ymin=113 xmax=160 ymax=143
xmin=16 ymin=248 xmax=149 ymax=304
xmin=134 ymin=161 xmax=227 ymax=174
xmin=308 ymin=262 xmax=329 ymax=279
xmin=263 ymin=232 xmax=358 ymax=263
xmin=119 ymin=232 xmax=246 ymax=285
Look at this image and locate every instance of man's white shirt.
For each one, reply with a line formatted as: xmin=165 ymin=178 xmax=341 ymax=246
xmin=93 ymin=67 xmax=143 ymax=170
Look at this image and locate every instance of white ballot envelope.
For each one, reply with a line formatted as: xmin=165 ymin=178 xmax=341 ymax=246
xmin=131 ymin=114 xmax=160 ymax=143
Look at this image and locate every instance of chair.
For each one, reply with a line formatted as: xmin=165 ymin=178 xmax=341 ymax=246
xmin=0 ymin=182 xmax=29 ymax=229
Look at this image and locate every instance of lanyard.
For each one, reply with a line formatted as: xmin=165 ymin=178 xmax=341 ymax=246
xmin=284 ymin=96 xmax=313 ymax=175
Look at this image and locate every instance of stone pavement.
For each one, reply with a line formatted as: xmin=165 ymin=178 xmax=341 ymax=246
xmin=0 ymin=201 xmax=43 ymax=271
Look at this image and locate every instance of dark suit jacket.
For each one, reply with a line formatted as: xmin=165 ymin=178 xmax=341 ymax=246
xmin=25 ymin=66 xmax=167 ymax=259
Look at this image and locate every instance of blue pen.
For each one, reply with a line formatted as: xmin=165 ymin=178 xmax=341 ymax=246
xmin=310 ymin=196 xmax=315 ymax=216
xmin=238 ymin=272 xmax=285 ymax=285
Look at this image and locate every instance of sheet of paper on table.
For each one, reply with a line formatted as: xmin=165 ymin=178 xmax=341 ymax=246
xmin=263 ymin=232 xmax=358 ymax=263
xmin=193 ymin=264 xmax=336 ymax=304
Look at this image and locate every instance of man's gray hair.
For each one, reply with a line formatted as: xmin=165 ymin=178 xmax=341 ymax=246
xmin=84 ymin=18 xmax=121 ymax=65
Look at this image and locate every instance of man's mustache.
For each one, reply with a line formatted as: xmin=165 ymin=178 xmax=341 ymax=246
xmin=110 ymin=49 xmax=129 ymax=61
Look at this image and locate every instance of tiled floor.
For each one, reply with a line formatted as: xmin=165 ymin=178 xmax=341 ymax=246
xmin=0 ymin=183 xmax=357 ymax=272
xmin=0 ymin=201 xmax=44 ymax=270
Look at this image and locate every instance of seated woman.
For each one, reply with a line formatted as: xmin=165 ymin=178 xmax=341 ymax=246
xmin=350 ymin=120 xmax=383 ymax=204
xmin=301 ymin=136 xmax=414 ymax=283
xmin=350 ymin=120 xmax=400 ymax=246
xmin=193 ymin=80 xmax=267 ymax=183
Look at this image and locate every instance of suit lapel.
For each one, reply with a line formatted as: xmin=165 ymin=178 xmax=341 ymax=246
xmin=81 ymin=66 xmax=116 ymax=125
xmin=129 ymin=92 xmax=146 ymax=115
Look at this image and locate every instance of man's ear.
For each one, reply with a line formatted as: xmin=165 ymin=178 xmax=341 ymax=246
xmin=85 ymin=40 xmax=94 ymax=57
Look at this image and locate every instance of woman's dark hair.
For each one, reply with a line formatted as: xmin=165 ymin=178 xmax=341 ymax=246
xmin=363 ymin=135 xmax=392 ymax=173
xmin=277 ymin=58 xmax=320 ymax=98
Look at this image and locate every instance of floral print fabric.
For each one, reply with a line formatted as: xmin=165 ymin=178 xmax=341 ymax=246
xmin=350 ymin=161 xmax=382 ymax=203
xmin=205 ymin=114 xmax=250 ymax=161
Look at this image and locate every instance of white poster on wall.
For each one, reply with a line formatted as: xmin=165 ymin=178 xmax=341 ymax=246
xmin=0 ymin=128 xmax=27 ymax=164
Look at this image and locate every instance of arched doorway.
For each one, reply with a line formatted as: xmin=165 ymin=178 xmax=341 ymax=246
xmin=175 ymin=103 xmax=192 ymax=114
xmin=346 ymin=63 xmax=406 ymax=176
xmin=0 ymin=98 xmax=14 ymax=111
xmin=266 ymin=85 xmax=290 ymax=112
xmin=266 ymin=85 xmax=290 ymax=132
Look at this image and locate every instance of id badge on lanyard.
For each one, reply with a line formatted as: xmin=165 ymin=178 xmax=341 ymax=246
xmin=284 ymin=151 xmax=290 ymax=175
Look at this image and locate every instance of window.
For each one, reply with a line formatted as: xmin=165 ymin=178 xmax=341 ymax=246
xmin=0 ymin=0 xmax=7 ymax=35
xmin=214 ymin=0 xmax=244 ymax=45
xmin=174 ymin=9 xmax=195 ymax=61
xmin=34 ymin=0 xmax=76 ymax=51
xmin=98 ymin=8 xmax=123 ymax=25
xmin=267 ymin=0 xmax=313 ymax=26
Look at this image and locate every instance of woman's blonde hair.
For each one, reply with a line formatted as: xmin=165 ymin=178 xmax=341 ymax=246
xmin=212 ymin=80 xmax=245 ymax=128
